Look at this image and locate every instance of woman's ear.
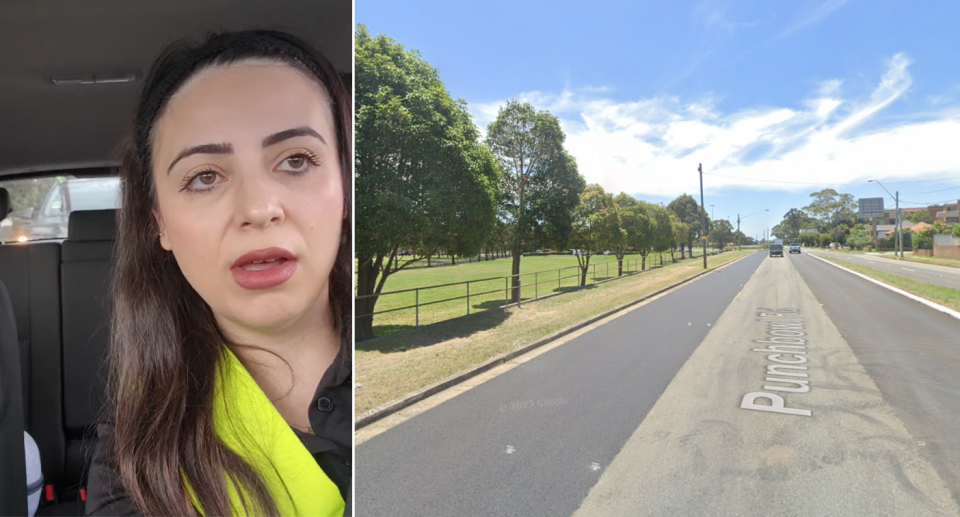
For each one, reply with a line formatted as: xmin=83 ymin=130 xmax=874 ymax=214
xmin=153 ymin=209 xmax=172 ymax=251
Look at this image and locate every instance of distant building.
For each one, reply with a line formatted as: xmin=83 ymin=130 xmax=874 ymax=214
xmin=935 ymin=202 xmax=959 ymax=223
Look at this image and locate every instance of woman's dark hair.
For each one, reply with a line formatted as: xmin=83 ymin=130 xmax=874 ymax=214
xmin=107 ymin=30 xmax=351 ymax=516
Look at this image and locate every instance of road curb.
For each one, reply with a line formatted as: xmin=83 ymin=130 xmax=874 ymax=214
xmin=811 ymin=253 xmax=960 ymax=321
xmin=356 ymin=250 xmax=759 ymax=429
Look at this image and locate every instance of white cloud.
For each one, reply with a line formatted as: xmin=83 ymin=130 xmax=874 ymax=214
xmin=469 ymin=53 xmax=960 ymax=199
xmin=779 ymin=0 xmax=853 ymax=37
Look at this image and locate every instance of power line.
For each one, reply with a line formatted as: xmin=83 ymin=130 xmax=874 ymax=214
xmin=904 ymin=185 xmax=960 ymax=195
xmin=702 ymin=171 xmax=960 ymax=187
xmin=898 ymin=197 xmax=960 ymax=206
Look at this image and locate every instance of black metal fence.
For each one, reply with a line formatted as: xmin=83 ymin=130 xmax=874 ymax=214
xmin=357 ymin=251 xmax=722 ymax=337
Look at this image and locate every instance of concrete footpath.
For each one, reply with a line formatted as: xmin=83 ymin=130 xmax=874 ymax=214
xmin=572 ymin=254 xmax=960 ymax=517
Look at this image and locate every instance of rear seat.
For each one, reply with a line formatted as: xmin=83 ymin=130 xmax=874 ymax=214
xmin=59 ymin=210 xmax=116 ymax=496
xmin=0 ymin=208 xmax=117 ymax=515
xmin=0 ymin=239 xmax=66 ymax=499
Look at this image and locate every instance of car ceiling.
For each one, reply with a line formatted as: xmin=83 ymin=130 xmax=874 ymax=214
xmin=0 ymin=0 xmax=352 ymax=179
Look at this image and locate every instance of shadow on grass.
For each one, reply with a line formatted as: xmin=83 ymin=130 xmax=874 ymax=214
xmin=549 ymin=283 xmax=599 ymax=294
xmin=358 ymin=257 xmax=698 ymax=354
xmin=359 ymin=306 xmax=511 ymax=355
xmin=372 ymin=324 xmax=415 ymax=338
xmin=360 ymin=282 xmax=606 ymax=354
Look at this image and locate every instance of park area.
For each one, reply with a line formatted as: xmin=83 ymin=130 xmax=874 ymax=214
xmin=355 ymin=249 xmax=751 ymax=415
xmin=358 ymin=251 xmax=687 ymax=338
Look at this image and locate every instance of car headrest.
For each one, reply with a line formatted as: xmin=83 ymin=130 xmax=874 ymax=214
xmin=0 ymin=188 xmax=10 ymax=221
xmin=68 ymin=209 xmax=117 ymax=242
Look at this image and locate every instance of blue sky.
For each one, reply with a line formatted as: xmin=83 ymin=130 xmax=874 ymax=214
xmin=357 ymin=0 xmax=960 ymax=238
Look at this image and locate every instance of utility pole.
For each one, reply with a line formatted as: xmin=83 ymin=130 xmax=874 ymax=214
xmin=896 ymin=190 xmax=903 ymax=258
xmin=699 ymin=164 xmax=707 ymax=269
xmin=869 ymin=180 xmax=904 ymax=259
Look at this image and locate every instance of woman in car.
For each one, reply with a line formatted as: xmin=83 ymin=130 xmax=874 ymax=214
xmin=85 ymin=30 xmax=351 ymax=517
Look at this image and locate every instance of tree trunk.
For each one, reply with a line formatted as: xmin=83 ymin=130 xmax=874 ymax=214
xmin=355 ymin=259 xmax=380 ymax=341
xmin=617 ymin=258 xmax=623 ymax=276
xmin=641 ymin=253 xmax=647 ymax=271
xmin=511 ymin=242 xmax=522 ymax=303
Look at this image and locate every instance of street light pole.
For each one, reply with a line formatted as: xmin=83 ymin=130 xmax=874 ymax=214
xmin=699 ymin=164 xmax=707 ymax=269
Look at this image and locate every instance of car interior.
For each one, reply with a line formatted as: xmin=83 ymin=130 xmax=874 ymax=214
xmin=0 ymin=1 xmax=351 ymax=515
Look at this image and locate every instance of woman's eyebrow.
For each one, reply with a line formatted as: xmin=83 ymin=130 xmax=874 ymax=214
xmin=166 ymin=143 xmax=233 ymax=175
xmin=262 ymin=126 xmax=326 ymax=147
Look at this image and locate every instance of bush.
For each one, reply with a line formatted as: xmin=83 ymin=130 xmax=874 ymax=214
xmin=818 ymin=233 xmax=833 ymax=248
xmin=846 ymin=228 xmax=873 ymax=250
xmin=799 ymin=233 xmax=818 ymax=247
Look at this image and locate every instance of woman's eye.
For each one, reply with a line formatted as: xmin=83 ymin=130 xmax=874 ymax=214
xmin=185 ymin=171 xmax=222 ymax=192
xmin=277 ymin=153 xmax=317 ymax=174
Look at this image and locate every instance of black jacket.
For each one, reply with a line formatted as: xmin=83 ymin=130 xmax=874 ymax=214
xmin=84 ymin=347 xmax=352 ymax=516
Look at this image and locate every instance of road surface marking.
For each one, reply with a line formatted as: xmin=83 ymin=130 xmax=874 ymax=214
xmin=741 ymin=308 xmax=812 ymax=417
xmin=902 ymin=267 xmax=915 ymax=272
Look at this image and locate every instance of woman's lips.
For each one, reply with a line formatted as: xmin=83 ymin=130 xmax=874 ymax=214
xmin=231 ymin=247 xmax=298 ymax=290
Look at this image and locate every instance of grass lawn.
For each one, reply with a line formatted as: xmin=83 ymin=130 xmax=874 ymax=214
xmin=827 ymin=258 xmax=960 ymax=312
xmin=876 ymin=253 xmax=960 ymax=270
xmin=362 ymin=252 xmax=684 ymax=337
xmin=355 ymin=249 xmax=754 ymax=415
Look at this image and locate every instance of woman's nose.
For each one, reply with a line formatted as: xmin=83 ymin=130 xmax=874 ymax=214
xmin=237 ymin=173 xmax=285 ymax=229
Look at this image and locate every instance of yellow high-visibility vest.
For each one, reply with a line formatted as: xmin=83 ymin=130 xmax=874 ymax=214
xmin=188 ymin=347 xmax=345 ymax=516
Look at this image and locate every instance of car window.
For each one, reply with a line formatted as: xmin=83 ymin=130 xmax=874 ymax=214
xmin=67 ymin=178 xmax=121 ymax=212
xmin=0 ymin=174 xmax=120 ymax=243
xmin=42 ymin=186 xmax=65 ymax=217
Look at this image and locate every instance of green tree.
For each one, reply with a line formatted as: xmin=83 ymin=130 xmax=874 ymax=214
xmin=818 ymin=233 xmax=833 ymax=248
xmin=709 ymin=219 xmax=735 ymax=249
xmin=904 ymin=210 xmax=932 ymax=224
xmin=776 ymin=208 xmax=816 ymax=241
xmin=527 ymin=151 xmax=586 ymax=253
xmin=616 ymin=194 xmax=657 ymax=271
xmin=846 ymin=227 xmax=873 ymax=250
xmin=652 ymin=205 xmax=675 ymax=264
xmin=355 ymin=26 xmax=499 ymax=340
xmin=487 ymin=101 xmax=583 ymax=302
xmin=804 ymin=188 xmax=857 ymax=233
xmin=670 ymin=214 xmax=689 ymax=262
xmin=798 ymin=232 xmax=818 ymax=247
xmin=667 ymin=194 xmax=709 ymax=253
xmin=605 ymin=195 xmax=631 ymax=277
xmin=570 ymin=185 xmax=621 ymax=286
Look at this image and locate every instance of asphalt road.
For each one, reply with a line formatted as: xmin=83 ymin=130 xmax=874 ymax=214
xmin=356 ymin=252 xmax=767 ymax=517
xmin=356 ymin=251 xmax=960 ymax=517
xmin=794 ymin=252 xmax=960 ymax=508
xmin=808 ymin=249 xmax=960 ymax=291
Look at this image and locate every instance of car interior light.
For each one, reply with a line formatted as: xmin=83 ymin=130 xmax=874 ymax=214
xmin=51 ymin=73 xmax=138 ymax=86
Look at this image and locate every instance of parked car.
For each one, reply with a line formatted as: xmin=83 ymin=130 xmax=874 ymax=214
xmin=789 ymin=243 xmax=801 ymax=254
xmin=769 ymin=243 xmax=784 ymax=257
xmin=15 ymin=177 xmax=120 ymax=241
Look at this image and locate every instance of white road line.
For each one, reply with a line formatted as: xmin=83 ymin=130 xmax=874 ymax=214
xmin=902 ymin=267 xmax=915 ymax=272
xmin=810 ymin=254 xmax=960 ymax=322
